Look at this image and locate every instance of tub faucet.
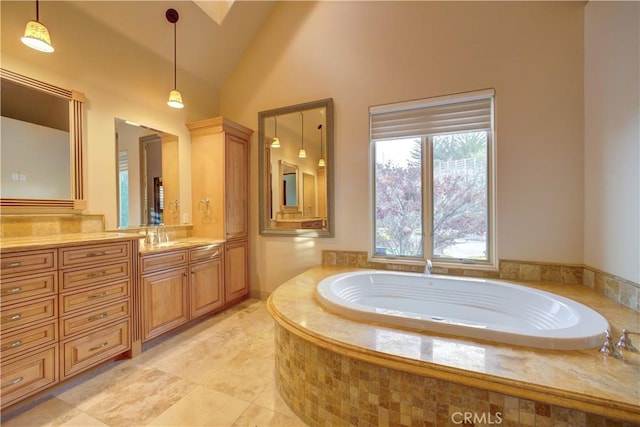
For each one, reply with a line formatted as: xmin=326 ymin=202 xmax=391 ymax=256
xmin=424 ymin=259 xmax=433 ymax=275
xmin=600 ymin=330 xmax=622 ymax=358
xmin=615 ymin=329 xmax=638 ymax=352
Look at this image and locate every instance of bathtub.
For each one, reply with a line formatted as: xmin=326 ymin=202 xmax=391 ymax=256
xmin=316 ymin=270 xmax=609 ymax=350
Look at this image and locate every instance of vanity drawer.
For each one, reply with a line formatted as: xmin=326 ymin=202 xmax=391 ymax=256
xmin=1 ymin=320 xmax=58 ymax=360
xmin=60 ymin=280 xmax=130 ymax=315
xmin=1 ymin=345 xmax=58 ymax=409
xmin=60 ymin=242 xmax=130 ymax=268
xmin=61 ymin=300 xmax=129 ymax=338
xmin=0 ymin=250 xmax=56 ymax=278
xmin=0 ymin=297 xmax=57 ymax=332
xmin=60 ymin=260 xmax=130 ymax=291
xmin=140 ymin=250 xmax=187 ymax=274
xmin=61 ymin=320 xmax=130 ymax=379
xmin=1 ymin=272 xmax=57 ymax=306
xmin=190 ymin=245 xmax=222 ymax=263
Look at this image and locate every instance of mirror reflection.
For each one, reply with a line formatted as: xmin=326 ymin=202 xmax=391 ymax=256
xmin=259 ymin=98 xmax=333 ymax=236
xmin=115 ymin=118 xmax=179 ymax=227
xmin=0 ymin=68 xmax=85 ymax=208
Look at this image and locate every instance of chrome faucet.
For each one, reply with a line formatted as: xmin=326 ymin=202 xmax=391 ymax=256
xmin=424 ymin=259 xmax=433 ymax=275
xmin=600 ymin=330 xmax=622 ymax=358
xmin=615 ymin=329 xmax=638 ymax=352
xmin=155 ymin=223 xmax=169 ymax=244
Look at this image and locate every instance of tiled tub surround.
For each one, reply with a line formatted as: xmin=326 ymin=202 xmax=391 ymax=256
xmin=322 ymin=250 xmax=640 ymax=312
xmin=267 ymin=266 xmax=640 ymax=426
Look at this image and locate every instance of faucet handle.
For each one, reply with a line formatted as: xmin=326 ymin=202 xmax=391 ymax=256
xmin=615 ymin=328 xmax=638 ymax=352
xmin=600 ymin=330 xmax=622 ymax=358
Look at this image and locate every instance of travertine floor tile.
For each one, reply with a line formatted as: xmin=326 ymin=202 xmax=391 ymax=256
xmin=1 ymin=397 xmax=80 ymax=427
xmin=202 ymin=352 xmax=275 ymax=403
xmin=59 ymin=412 xmax=109 ymax=426
xmin=1 ymin=300 xmax=307 ymax=427
xmin=146 ymin=385 xmax=250 ymax=426
xmin=232 ymin=403 xmax=308 ymax=427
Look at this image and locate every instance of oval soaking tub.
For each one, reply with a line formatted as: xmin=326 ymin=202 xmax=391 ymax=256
xmin=316 ymin=270 xmax=609 ymax=350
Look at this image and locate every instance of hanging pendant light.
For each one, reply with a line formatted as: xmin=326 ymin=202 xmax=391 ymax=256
xmin=271 ymin=116 xmax=280 ymax=148
xmin=21 ymin=0 xmax=54 ymax=53
xmin=298 ymin=112 xmax=307 ymax=158
xmin=166 ymin=9 xmax=184 ymax=109
xmin=317 ymin=124 xmax=325 ymax=167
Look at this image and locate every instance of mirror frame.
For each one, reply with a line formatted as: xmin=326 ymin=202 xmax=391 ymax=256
xmin=259 ymin=98 xmax=334 ymax=237
xmin=1 ymin=68 xmax=86 ymax=210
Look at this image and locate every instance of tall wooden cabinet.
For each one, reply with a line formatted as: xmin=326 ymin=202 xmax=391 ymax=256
xmin=187 ymin=117 xmax=252 ymax=305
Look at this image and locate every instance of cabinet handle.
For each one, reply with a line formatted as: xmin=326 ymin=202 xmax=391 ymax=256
xmin=86 ymin=251 xmax=107 ymax=257
xmin=1 ymin=287 xmax=22 ymax=295
xmin=87 ymin=291 xmax=109 ymax=299
xmin=1 ymin=261 xmax=22 ymax=268
xmin=2 ymin=313 xmax=22 ymax=322
xmin=2 ymin=340 xmax=22 ymax=350
xmin=89 ymin=342 xmax=109 ymax=352
xmin=88 ymin=312 xmax=108 ymax=322
xmin=2 ymin=376 xmax=24 ymax=387
xmin=87 ymin=270 xmax=108 ymax=279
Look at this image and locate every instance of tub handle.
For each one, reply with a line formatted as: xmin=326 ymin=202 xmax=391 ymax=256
xmin=615 ymin=329 xmax=638 ymax=352
xmin=600 ymin=330 xmax=622 ymax=358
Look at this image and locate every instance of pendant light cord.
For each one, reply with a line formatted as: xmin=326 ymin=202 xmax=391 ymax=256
xmin=173 ymin=22 xmax=177 ymax=90
xmin=301 ymin=112 xmax=304 ymax=149
xmin=35 ymin=0 xmax=40 ymax=21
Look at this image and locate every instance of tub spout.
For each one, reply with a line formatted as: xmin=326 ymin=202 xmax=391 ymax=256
xmin=424 ymin=259 xmax=433 ymax=275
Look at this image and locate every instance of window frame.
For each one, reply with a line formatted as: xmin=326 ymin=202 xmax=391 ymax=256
xmin=369 ymin=89 xmax=497 ymax=270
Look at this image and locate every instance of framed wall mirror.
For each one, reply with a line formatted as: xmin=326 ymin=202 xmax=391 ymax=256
xmin=259 ymin=98 xmax=334 ymax=237
xmin=0 ymin=68 xmax=86 ymax=209
xmin=115 ymin=118 xmax=179 ymax=228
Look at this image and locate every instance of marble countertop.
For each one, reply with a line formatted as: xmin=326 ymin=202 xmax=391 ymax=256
xmin=0 ymin=232 xmax=140 ymax=252
xmin=138 ymin=237 xmax=225 ymax=255
xmin=268 ymin=265 xmax=640 ymax=422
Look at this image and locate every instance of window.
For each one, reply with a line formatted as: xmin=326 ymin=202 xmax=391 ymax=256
xmin=118 ymin=150 xmax=129 ymax=227
xmin=371 ymin=89 xmax=495 ymax=267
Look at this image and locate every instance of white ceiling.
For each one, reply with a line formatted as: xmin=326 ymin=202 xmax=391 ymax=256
xmin=68 ymin=1 xmax=275 ymax=92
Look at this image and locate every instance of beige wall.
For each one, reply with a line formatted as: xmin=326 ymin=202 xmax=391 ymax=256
xmin=0 ymin=1 xmax=217 ymax=229
xmin=221 ymin=1 xmax=586 ymax=295
xmin=584 ymin=2 xmax=640 ymax=284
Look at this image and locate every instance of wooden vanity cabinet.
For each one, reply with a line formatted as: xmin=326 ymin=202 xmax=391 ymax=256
xmin=58 ymin=242 xmax=132 ymax=379
xmin=139 ymin=244 xmax=225 ymax=341
xmin=189 ymin=245 xmax=224 ymax=318
xmin=140 ymin=250 xmax=189 ymax=342
xmin=187 ymin=117 xmax=252 ymax=306
xmin=1 ymin=249 xmax=59 ymax=409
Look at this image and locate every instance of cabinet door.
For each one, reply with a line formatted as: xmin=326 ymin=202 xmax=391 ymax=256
xmin=225 ymin=134 xmax=248 ymax=239
xmin=190 ymin=259 xmax=224 ymax=318
xmin=224 ymin=240 xmax=249 ymax=303
xmin=142 ymin=267 xmax=188 ymax=341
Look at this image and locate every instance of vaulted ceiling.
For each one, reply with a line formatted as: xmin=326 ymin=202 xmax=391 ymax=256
xmin=68 ymin=1 xmax=276 ymax=94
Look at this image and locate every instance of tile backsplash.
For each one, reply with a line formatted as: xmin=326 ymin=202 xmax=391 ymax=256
xmin=0 ymin=214 xmax=105 ymax=237
xmin=322 ymin=250 xmax=640 ymax=312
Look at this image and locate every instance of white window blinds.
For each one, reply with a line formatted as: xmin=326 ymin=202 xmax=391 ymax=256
xmin=370 ymin=89 xmax=494 ymax=141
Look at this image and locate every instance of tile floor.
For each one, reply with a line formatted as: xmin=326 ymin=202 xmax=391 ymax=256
xmin=1 ymin=299 xmax=308 ymax=427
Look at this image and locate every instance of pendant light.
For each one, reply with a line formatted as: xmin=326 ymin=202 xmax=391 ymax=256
xmin=166 ymin=9 xmax=184 ymax=109
xmin=298 ymin=112 xmax=307 ymax=158
xmin=21 ymin=0 xmax=54 ymax=53
xmin=271 ymin=116 xmax=280 ymax=148
xmin=317 ymin=124 xmax=325 ymax=167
